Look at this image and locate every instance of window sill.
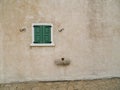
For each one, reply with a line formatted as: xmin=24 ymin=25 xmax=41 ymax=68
xmin=30 ymin=43 xmax=55 ymax=47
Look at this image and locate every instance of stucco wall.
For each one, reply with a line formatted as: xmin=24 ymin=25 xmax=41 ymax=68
xmin=0 ymin=0 xmax=120 ymax=83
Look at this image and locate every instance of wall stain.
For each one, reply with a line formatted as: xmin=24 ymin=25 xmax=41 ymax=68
xmin=0 ymin=78 xmax=120 ymax=90
xmin=87 ymin=0 xmax=106 ymax=40
xmin=113 ymin=28 xmax=120 ymax=36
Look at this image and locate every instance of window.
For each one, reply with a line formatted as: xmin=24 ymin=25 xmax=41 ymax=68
xmin=31 ymin=23 xmax=54 ymax=46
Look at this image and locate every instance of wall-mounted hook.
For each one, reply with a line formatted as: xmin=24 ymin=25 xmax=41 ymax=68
xmin=58 ymin=28 xmax=64 ymax=32
xmin=19 ymin=27 xmax=26 ymax=32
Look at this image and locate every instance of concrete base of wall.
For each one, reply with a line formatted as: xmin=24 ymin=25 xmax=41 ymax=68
xmin=0 ymin=78 xmax=120 ymax=90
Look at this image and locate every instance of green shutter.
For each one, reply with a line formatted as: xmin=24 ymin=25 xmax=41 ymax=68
xmin=33 ymin=25 xmax=51 ymax=44
xmin=43 ymin=26 xmax=51 ymax=43
xmin=34 ymin=26 xmax=43 ymax=43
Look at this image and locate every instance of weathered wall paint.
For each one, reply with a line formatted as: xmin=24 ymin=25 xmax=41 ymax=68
xmin=0 ymin=78 xmax=120 ymax=90
xmin=0 ymin=0 xmax=120 ymax=83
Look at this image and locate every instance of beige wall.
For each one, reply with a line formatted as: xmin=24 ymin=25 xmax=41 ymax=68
xmin=0 ymin=0 xmax=120 ymax=83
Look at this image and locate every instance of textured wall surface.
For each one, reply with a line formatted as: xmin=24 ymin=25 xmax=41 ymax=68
xmin=0 ymin=0 xmax=120 ymax=83
xmin=0 ymin=78 xmax=120 ymax=90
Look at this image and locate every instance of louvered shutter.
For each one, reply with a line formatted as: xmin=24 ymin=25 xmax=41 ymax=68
xmin=34 ymin=26 xmax=43 ymax=43
xmin=43 ymin=26 xmax=51 ymax=43
xmin=33 ymin=25 xmax=51 ymax=44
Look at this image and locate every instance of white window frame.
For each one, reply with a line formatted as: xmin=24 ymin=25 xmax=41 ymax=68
xmin=31 ymin=23 xmax=55 ymax=46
